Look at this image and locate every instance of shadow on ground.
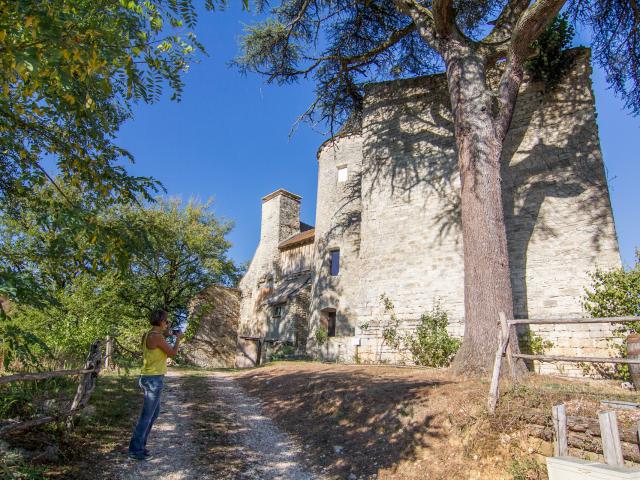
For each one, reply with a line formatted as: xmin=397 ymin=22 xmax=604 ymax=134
xmin=237 ymin=365 xmax=453 ymax=478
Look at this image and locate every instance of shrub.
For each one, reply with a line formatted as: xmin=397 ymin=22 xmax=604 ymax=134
xmin=405 ymin=302 xmax=460 ymax=367
xmin=315 ymin=326 xmax=328 ymax=346
xmin=377 ymin=295 xmax=460 ymax=367
xmin=582 ymin=250 xmax=640 ymax=379
xmin=269 ymin=343 xmax=296 ymax=361
xmin=518 ymin=330 xmax=554 ymax=356
xmin=380 ymin=294 xmax=402 ymax=351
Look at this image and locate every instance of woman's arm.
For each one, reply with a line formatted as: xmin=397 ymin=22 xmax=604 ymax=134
xmin=147 ymin=332 xmax=183 ymax=358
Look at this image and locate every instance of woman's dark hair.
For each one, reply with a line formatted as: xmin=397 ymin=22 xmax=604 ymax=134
xmin=149 ymin=309 xmax=168 ymax=326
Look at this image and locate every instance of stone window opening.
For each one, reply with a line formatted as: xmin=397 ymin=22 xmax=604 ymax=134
xmin=321 ymin=308 xmax=337 ymax=337
xmin=272 ymin=303 xmax=285 ymax=319
xmin=337 ymin=165 xmax=348 ymax=183
xmin=329 ymin=249 xmax=340 ymax=276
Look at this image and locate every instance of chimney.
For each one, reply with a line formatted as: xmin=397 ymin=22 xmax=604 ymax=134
xmin=260 ymin=189 xmax=301 ymax=245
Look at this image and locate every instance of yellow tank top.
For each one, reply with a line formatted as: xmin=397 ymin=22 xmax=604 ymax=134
xmin=140 ymin=332 xmax=167 ymax=375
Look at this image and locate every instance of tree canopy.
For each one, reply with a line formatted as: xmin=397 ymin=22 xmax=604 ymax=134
xmin=0 ymin=0 xmax=235 ymax=207
xmin=236 ymin=0 xmax=640 ymax=128
xmin=1 ymin=193 xmax=241 ymax=368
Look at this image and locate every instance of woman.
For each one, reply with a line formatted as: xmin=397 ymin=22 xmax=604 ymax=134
xmin=128 ymin=309 xmax=183 ymax=460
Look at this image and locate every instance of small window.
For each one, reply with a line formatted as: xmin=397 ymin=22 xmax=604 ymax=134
xmin=330 ymin=249 xmax=340 ymax=276
xmin=327 ymin=311 xmax=336 ymax=337
xmin=273 ymin=304 xmax=284 ymax=318
xmin=337 ymin=165 xmax=348 ymax=183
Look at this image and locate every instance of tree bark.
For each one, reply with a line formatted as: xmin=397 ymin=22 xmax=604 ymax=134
xmin=441 ymin=44 xmax=524 ymax=375
xmin=394 ymin=0 xmax=566 ymax=376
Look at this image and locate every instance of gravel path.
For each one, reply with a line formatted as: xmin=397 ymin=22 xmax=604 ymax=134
xmin=109 ymin=371 xmax=323 ymax=480
xmin=207 ymin=373 xmax=324 ymax=480
xmin=113 ymin=371 xmax=204 ymax=480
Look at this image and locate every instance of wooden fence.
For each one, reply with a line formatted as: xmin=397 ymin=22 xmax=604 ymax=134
xmin=488 ymin=313 xmax=640 ymax=413
xmin=550 ymin=403 xmax=639 ymax=467
xmin=0 ymin=340 xmax=102 ymax=436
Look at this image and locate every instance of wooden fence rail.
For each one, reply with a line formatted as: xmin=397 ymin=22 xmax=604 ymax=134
xmin=488 ymin=314 xmax=640 ymax=413
xmin=0 ymin=368 xmax=95 ymax=385
xmin=0 ymin=340 xmax=102 ymax=436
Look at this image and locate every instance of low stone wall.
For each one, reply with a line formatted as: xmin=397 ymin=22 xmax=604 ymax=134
xmin=312 ymin=317 xmax=620 ymax=377
xmin=526 ymin=322 xmax=619 ymax=376
xmin=183 ymin=285 xmax=240 ymax=369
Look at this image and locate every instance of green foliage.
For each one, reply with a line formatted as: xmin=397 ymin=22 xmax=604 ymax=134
xmin=0 ymin=195 xmax=240 ymax=368
xmin=507 ymin=457 xmax=546 ymax=480
xmin=405 ymin=303 xmax=461 ymax=368
xmin=581 ymin=250 xmax=640 ymax=379
xmin=518 ymin=330 xmax=554 ymax=356
xmin=8 ymin=272 xmax=144 ymax=364
xmin=235 ymin=1 xmax=437 ymax=129
xmin=378 ymin=295 xmax=460 ymax=367
xmin=0 ymin=323 xmax=51 ymax=370
xmin=114 ymin=198 xmax=240 ymax=321
xmin=526 ymin=13 xmax=576 ymax=90
xmin=380 ymin=294 xmax=402 ymax=351
xmin=0 ymin=0 xmax=239 ymax=208
xmin=269 ymin=343 xmax=296 ymax=361
xmin=315 ymin=326 xmax=328 ymax=346
xmin=0 ymin=179 xmax=162 ymax=324
xmin=0 ymin=376 xmax=74 ymax=419
xmin=583 ymin=250 xmax=640 ymax=319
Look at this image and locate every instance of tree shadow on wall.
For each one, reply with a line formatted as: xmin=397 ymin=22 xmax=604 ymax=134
xmin=237 ymin=368 xmax=452 ymax=478
xmin=321 ymin=49 xmax=613 ymax=321
xmin=310 ymin=234 xmax=354 ymax=348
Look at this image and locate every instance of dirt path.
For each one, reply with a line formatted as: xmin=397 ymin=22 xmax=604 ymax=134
xmin=111 ymin=371 xmax=205 ymax=480
xmin=207 ymin=373 xmax=324 ymax=480
xmin=107 ymin=370 xmax=322 ymax=480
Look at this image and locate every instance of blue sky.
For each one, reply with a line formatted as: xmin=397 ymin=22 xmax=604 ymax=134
xmin=117 ymin=6 xmax=639 ymax=269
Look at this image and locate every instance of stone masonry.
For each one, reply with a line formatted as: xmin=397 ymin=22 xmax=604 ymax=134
xmin=183 ymin=285 xmax=240 ymax=368
xmin=237 ymin=48 xmax=622 ymax=375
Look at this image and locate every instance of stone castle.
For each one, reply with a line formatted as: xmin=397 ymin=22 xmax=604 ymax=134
xmin=235 ymin=48 xmax=622 ymax=375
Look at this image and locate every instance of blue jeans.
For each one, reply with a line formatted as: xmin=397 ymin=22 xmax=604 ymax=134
xmin=128 ymin=375 xmax=164 ymax=456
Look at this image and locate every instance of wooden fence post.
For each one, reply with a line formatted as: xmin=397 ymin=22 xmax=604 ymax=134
xmin=488 ymin=313 xmax=511 ymax=413
xmin=66 ymin=340 xmax=102 ymax=428
xmin=599 ymin=411 xmax=624 ymax=466
xmin=499 ymin=312 xmax=515 ymax=379
xmin=104 ymin=336 xmax=113 ymax=370
xmin=552 ymin=404 xmax=568 ymax=456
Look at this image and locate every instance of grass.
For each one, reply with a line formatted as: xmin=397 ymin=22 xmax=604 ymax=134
xmin=1 ymin=367 xmax=228 ymax=479
xmin=0 ymin=377 xmax=76 ymax=419
xmin=1 ymin=371 xmax=141 ymax=479
xmin=507 ymin=457 xmax=547 ymax=480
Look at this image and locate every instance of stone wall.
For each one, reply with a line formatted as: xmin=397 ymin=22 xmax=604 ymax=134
xmin=309 ymin=133 xmax=364 ymax=356
xmin=183 ymin=285 xmax=240 ymax=368
xmin=238 ymin=189 xmax=302 ymax=339
xmin=312 ymin=48 xmax=622 ymax=374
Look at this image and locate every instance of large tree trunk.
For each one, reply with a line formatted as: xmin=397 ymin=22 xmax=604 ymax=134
xmin=443 ymin=46 xmax=524 ymax=375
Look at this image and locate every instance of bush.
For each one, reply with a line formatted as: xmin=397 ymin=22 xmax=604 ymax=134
xmin=518 ymin=330 xmax=554 ymax=356
xmin=0 ymin=376 xmax=75 ymax=420
xmin=582 ymin=250 xmax=640 ymax=379
xmin=269 ymin=342 xmax=297 ymax=361
xmin=377 ymin=295 xmax=460 ymax=367
xmin=405 ymin=303 xmax=460 ymax=367
xmin=315 ymin=327 xmax=328 ymax=346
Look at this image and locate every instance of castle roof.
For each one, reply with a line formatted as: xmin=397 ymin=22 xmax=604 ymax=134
xmin=278 ymin=228 xmax=315 ymax=250
xmin=264 ymin=273 xmax=312 ymax=305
